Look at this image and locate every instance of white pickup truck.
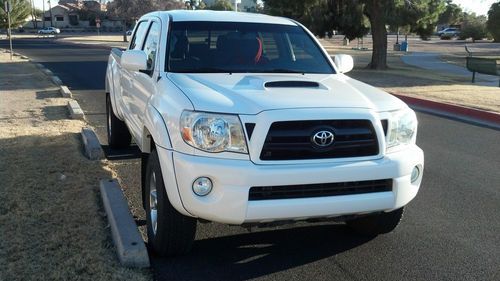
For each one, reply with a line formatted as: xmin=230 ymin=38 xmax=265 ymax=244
xmin=106 ymin=10 xmax=424 ymax=256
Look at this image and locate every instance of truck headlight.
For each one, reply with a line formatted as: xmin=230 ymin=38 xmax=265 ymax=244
xmin=386 ymin=108 xmax=417 ymax=149
xmin=180 ymin=111 xmax=248 ymax=153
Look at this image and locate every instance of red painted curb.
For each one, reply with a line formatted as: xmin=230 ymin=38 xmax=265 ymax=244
xmin=392 ymin=93 xmax=500 ymax=126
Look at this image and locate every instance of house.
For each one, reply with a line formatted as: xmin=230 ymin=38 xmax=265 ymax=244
xmin=40 ymin=0 xmax=109 ymax=28
xmin=42 ymin=4 xmax=76 ymax=28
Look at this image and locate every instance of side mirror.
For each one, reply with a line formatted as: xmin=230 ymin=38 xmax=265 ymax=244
xmin=333 ymin=54 xmax=354 ymax=74
xmin=121 ymin=50 xmax=148 ymax=73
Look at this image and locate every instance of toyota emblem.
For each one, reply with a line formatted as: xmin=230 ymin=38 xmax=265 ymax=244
xmin=311 ymin=130 xmax=335 ymax=147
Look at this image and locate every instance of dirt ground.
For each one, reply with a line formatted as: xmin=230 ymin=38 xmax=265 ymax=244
xmin=0 ymin=51 xmax=150 ymax=280
xmin=319 ymin=38 xmax=500 ymax=113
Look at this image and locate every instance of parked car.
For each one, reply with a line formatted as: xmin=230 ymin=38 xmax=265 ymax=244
xmin=438 ymin=27 xmax=460 ymax=39
xmin=106 ymin=10 xmax=424 ymax=257
xmin=37 ymin=27 xmax=61 ymax=35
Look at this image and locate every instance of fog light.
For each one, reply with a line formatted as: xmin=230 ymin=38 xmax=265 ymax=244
xmin=411 ymin=166 xmax=420 ymax=183
xmin=192 ymin=177 xmax=213 ymax=196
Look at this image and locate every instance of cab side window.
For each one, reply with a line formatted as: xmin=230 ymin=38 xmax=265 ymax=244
xmin=129 ymin=21 xmax=149 ymax=50
xmin=142 ymin=21 xmax=160 ymax=73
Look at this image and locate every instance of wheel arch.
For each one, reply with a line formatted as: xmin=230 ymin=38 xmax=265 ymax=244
xmin=141 ymin=104 xmax=173 ymax=152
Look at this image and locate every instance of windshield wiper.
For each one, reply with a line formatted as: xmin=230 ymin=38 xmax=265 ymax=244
xmin=174 ymin=67 xmax=232 ymax=73
xmin=266 ymin=68 xmax=305 ymax=74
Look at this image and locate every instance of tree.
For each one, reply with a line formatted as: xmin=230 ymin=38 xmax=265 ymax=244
xmin=438 ymin=0 xmax=463 ymax=25
xmin=487 ymin=1 xmax=500 ymax=42
xmin=364 ymin=0 xmax=445 ymax=68
xmin=107 ymin=0 xmax=184 ymax=22
xmin=0 ymin=0 xmax=31 ymax=29
xmin=409 ymin=0 xmax=447 ymax=40
xmin=264 ymin=0 xmax=446 ymax=70
xmin=332 ymin=1 xmax=369 ymax=41
xmin=107 ymin=0 xmax=184 ymax=41
xmin=208 ymin=0 xmax=234 ymax=11
xmin=460 ymin=13 xmax=489 ymax=42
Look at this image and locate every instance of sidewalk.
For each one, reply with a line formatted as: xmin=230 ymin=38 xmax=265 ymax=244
xmin=0 ymin=51 xmax=149 ymax=280
xmin=401 ymin=52 xmax=499 ymax=87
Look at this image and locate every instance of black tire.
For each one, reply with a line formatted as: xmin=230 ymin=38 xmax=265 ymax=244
xmin=346 ymin=207 xmax=405 ymax=236
xmin=145 ymin=149 xmax=197 ymax=257
xmin=106 ymin=93 xmax=131 ymax=149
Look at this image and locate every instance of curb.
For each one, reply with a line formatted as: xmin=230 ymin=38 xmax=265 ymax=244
xmin=99 ymin=179 xmax=150 ymax=268
xmin=67 ymin=99 xmax=85 ymax=120
xmin=54 ymin=38 xmax=126 ymax=50
xmin=393 ymin=94 xmax=500 ymax=130
xmin=81 ymin=127 xmax=104 ymax=160
xmin=59 ymin=85 xmax=72 ymax=98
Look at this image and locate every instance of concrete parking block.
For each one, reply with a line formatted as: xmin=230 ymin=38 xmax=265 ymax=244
xmin=99 ymin=179 xmax=150 ymax=268
xmin=67 ymin=99 xmax=84 ymax=120
xmin=59 ymin=85 xmax=72 ymax=98
xmin=81 ymin=127 xmax=104 ymax=160
xmin=51 ymin=76 xmax=63 ymax=85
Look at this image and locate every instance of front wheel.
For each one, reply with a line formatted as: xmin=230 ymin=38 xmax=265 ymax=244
xmin=346 ymin=207 xmax=405 ymax=236
xmin=145 ymin=149 xmax=197 ymax=257
xmin=106 ymin=93 xmax=131 ymax=148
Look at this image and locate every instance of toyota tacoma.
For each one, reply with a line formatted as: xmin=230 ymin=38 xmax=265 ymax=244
xmin=105 ymin=10 xmax=424 ymax=256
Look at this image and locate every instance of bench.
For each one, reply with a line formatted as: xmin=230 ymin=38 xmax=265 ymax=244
xmin=465 ymin=45 xmax=500 ymax=87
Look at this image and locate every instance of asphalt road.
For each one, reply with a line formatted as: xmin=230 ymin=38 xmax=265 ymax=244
xmin=2 ymin=38 xmax=499 ymax=281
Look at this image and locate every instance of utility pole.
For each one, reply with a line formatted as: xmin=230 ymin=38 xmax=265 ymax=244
xmin=29 ymin=0 xmax=37 ymax=29
xmin=48 ymin=0 xmax=53 ymax=27
xmin=4 ymin=1 xmax=13 ymax=60
xmin=42 ymin=0 xmax=46 ymax=27
xmin=234 ymin=0 xmax=238 ymax=12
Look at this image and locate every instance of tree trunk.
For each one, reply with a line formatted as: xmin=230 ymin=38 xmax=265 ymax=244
xmin=367 ymin=0 xmax=388 ymax=70
xmin=122 ymin=20 xmax=128 ymax=43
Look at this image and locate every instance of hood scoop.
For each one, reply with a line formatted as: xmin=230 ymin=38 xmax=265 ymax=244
xmin=264 ymin=81 xmax=320 ymax=88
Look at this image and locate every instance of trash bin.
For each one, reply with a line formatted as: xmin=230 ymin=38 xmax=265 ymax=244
xmin=401 ymin=41 xmax=409 ymax=52
xmin=393 ymin=43 xmax=401 ymax=51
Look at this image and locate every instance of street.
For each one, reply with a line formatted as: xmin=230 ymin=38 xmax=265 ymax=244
xmin=2 ymin=38 xmax=499 ymax=281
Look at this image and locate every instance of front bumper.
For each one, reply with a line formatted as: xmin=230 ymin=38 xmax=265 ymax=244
xmin=158 ymin=145 xmax=424 ymax=225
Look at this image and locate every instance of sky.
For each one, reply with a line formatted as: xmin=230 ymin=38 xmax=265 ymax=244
xmin=34 ymin=0 xmax=496 ymax=16
xmin=452 ymin=0 xmax=496 ymax=15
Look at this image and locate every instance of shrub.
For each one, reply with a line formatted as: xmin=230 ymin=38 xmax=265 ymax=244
xmin=487 ymin=2 xmax=500 ymax=42
xmin=459 ymin=20 xmax=488 ymax=42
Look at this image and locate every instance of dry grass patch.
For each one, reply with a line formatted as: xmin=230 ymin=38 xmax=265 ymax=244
xmin=318 ymin=39 xmax=500 ymax=113
xmin=0 ymin=53 xmax=150 ymax=281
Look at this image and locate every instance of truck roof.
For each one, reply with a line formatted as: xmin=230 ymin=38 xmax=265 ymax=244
xmin=143 ymin=10 xmax=296 ymax=26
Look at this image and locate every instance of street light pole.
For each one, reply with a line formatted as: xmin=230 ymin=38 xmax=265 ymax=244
xmin=42 ymin=0 xmax=46 ymax=28
xmin=48 ymin=0 xmax=53 ymax=27
xmin=4 ymin=1 xmax=13 ymax=60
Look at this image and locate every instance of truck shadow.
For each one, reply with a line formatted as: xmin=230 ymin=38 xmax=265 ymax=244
xmin=151 ymin=224 xmax=374 ymax=281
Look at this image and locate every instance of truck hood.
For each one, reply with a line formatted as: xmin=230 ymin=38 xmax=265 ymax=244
xmin=167 ymin=73 xmax=406 ymax=115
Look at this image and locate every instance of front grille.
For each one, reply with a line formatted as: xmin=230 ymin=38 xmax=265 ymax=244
xmin=249 ymin=179 xmax=392 ymax=201
xmin=260 ymin=120 xmax=379 ymax=160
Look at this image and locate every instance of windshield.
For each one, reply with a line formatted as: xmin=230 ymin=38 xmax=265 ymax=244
xmin=167 ymin=21 xmax=335 ymax=74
